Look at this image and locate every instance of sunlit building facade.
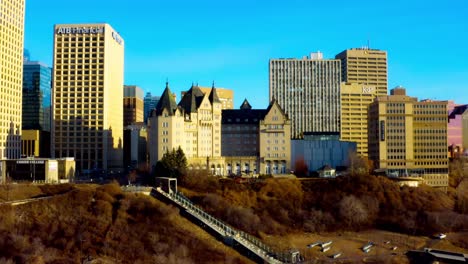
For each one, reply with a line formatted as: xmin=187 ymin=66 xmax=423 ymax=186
xmin=368 ymin=87 xmax=449 ymax=189
xmin=148 ymin=83 xmax=224 ymax=173
xmin=335 ymin=48 xmax=388 ymax=96
xmin=340 ymin=82 xmax=377 ymax=156
xmin=186 ymin=86 xmax=234 ymax=110
xmin=52 ymin=23 xmax=124 ymax=172
xmin=0 ymin=0 xmax=25 ymax=159
xmin=258 ymin=100 xmax=291 ymax=174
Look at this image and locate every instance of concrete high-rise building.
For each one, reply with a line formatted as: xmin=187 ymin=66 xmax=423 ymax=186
xmin=368 ymin=87 xmax=449 ymax=189
xmin=0 ymin=0 xmax=25 ymax=159
xmin=269 ymin=52 xmax=341 ymax=139
xmin=52 ymin=23 xmax=124 ymax=172
xmin=340 ymin=82 xmax=377 ymax=156
xmin=335 ymin=48 xmax=388 ymax=96
xmin=144 ymin=92 xmax=160 ymax=124
xmin=123 ymin=85 xmax=144 ymax=126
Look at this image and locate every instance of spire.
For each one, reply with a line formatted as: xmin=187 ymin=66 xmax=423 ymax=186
xmin=240 ymin=99 xmax=252 ymax=110
xmin=179 ymin=83 xmax=204 ymax=114
xmin=165 ymin=78 xmax=169 ymax=89
xmin=209 ymin=82 xmax=221 ymax=105
xmin=154 ymin=82 xmax=178 ymax=116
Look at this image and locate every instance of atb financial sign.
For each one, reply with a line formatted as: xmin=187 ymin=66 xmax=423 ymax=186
xmin=56 ymin=26 xmax=104 ymax=34
xmin=56 ymin=26 xmax=123 ymax=45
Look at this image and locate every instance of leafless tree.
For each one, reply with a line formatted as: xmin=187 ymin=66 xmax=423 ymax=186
xmin=339 ymin=195 xmax=369 ymax=228
xmin=456 ymin=179 xmax=468 ymax=214
xmin=347 ymin=151 xmax=372 ymax=176
xmin=450 ymin=158 xmax=468 ymax=188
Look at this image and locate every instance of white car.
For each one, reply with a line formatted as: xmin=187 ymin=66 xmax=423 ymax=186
xmin=436 ymin=233 xmax=447 ymax=239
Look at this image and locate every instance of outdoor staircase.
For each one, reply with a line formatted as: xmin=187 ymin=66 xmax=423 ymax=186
xmin=150 ymin=187 xmax=301 ymax=264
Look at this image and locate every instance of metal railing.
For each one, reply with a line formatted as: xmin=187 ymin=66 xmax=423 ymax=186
xmin=153 ymin=187 xmax=299 ymax=263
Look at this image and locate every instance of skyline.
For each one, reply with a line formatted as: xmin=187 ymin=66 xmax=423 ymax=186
xmin=25 ymin=0 xmax=468 ymax=108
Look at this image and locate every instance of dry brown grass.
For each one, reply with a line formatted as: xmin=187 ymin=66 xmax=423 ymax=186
xmin=0 ymin=183 xmax=251 ymax=263
xmin=0 ymin=184 xmax=43 ymax=201
xmin=0 ymin=183 xmax=75 ymax=202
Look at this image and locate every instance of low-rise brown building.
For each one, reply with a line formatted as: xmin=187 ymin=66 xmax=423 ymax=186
xmin=0 ymin=157 xmax=75 ymax=184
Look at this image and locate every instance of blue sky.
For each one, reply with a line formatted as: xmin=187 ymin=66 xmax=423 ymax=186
xmin=25 ymin=0 xmax=468 ymax=108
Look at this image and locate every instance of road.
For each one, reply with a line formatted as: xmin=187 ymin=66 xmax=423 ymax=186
xmin=0 ymin=193 xmax=67 ymax=206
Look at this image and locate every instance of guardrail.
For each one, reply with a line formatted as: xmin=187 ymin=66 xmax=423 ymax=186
xmin=0 ymin=195 xmax=58 ymax=206
xmin=121 ymin=186 xmax=153 ymax=193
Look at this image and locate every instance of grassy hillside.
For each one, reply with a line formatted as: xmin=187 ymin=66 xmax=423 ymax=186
xmin=181 ymin=173 xmax=468 ymax=241
xmin=0 ymin=183 xmax=250 ymax=264
xmin=2 ymin=173 xmax=467 ymax=263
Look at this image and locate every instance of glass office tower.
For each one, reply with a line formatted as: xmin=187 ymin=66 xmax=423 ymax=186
xmin=22 ymin=61 xmax=52 ymax=131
